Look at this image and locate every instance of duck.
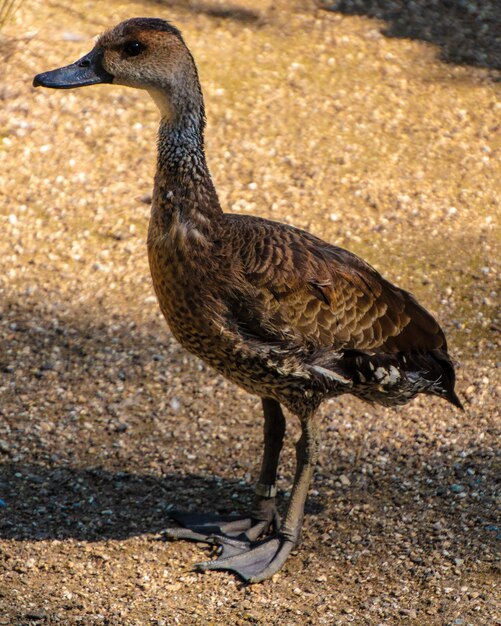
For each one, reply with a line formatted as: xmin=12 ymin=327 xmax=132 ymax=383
xmin=33 ymin=17 xmax=462 ymax=583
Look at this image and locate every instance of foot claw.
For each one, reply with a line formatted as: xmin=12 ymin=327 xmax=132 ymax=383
xmin=193 ymin=559 xmax=213 ymax=571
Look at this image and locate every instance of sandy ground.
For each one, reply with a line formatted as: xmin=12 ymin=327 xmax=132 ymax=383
xmin=0 ymin=1 xmax=499 ymax=624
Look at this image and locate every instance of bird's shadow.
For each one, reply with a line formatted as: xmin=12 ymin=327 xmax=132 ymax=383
xmin=0 ymin=463 xmax=254 ymax=541
xmin=0 ymin=450 xmax=498 ymax=568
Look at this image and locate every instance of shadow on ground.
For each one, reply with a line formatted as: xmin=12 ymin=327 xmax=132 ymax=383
xmin=0 ymin=297 xmax=498 ymax=565
xmin=319 ymin=0 xmax=501 ymax=71
xmin=0 ymin=447 xmax=498 ymax=563
xmin=146 ymin=0 xmax=261 ymax=24
xmin=0 ymin=464 xmax=253 ymax=541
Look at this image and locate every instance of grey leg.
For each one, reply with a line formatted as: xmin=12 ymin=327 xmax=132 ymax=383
xmin=247 ymin=398 xmax=285 ymax=539
xmin=280 ymin=413 xmax=320 ymax=543
xmin=197 ymin=412 xmax=321 ymax=583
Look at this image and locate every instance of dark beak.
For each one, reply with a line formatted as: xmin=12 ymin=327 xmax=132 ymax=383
xmin=33 ymin=47 xmax=113 ymax=89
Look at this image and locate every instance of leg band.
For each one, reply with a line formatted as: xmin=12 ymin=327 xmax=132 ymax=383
xmin=255 ymin=482 xmax=277 ymax=498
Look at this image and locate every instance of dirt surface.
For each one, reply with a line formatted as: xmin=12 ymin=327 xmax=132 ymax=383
xmin=0 ymin=1 xmax=499 ymax=624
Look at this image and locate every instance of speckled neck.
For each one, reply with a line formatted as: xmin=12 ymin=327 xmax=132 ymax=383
xmin=156 ymin=113 xmax=207 ymax=183
xmin=152 ymin=80 xmax=222 ymax=228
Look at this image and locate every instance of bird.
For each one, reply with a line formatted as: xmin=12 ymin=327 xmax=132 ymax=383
xmin=33 ymin=17 xmax=462 ymax=583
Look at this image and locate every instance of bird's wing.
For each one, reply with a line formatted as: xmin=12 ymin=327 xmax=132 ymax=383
xmin=225 ymin=215 xmax=446 ymax=354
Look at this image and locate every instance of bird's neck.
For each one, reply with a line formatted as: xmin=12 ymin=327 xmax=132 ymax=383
xmin=151 ymin=83 xmax=222 ymax=239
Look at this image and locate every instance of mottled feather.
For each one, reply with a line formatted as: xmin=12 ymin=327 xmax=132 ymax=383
xmin=224 ymin=215 xmax=445 ymax=354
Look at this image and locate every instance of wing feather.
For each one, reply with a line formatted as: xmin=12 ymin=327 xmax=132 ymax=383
xmin=225 ymin=215 xmax=446 ymax=354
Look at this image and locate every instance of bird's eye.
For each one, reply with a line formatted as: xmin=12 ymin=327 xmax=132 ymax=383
xmin=123 ymin=41 xmax=144 ymax=57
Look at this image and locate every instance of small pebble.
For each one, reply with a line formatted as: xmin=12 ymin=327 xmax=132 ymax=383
xmin=24 ymin=611 xmax=47 ymax=621
xmin=61 ymin=31 xmax=87 ymax=42
xmin=171 ymin=397 xmax=181 ymax=411
xmin=484 ymin=525 xmax=499 ymax=532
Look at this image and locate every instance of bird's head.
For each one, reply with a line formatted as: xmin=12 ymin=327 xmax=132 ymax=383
xmin=33 ymin=18 xmax=200 ymax=119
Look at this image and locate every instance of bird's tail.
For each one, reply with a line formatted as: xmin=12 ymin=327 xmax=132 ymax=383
xmin=316 ymin=348 xmax=463 ymax=409
xmin=427 ymin=349 xmax=463 ymax=409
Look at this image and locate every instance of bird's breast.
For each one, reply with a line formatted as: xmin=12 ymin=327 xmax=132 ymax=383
xmin=147 ymin=238 xmax=216 ymax=352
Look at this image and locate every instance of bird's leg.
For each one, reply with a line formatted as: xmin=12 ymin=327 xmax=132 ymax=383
xmin=162 ymin=398 xmax=285 ymax=550
xmin=247 ymin=398 xmax=285 ymax=539
xmin=197 ymin=412 xmax=320 ymax=583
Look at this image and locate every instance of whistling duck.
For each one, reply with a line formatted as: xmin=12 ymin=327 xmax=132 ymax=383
xmin=33 ymin=18 xmax=461 ymax=583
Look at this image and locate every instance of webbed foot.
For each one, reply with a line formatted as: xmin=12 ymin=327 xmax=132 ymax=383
xmin=196 ymin=534 xmax=295 ymax=582
xmin=162 ymin=504 xmax=279 ymax=551
xmin=162 ymin=511 xmax=254 ymax=543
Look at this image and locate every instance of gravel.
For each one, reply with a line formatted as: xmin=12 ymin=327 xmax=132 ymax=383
xmin=0 ymin=0 xmax=499 ymax=624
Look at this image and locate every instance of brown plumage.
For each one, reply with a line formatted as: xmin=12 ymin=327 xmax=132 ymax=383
xmin=33 ymin=17 xmax=461 ymax=583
